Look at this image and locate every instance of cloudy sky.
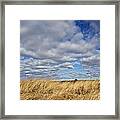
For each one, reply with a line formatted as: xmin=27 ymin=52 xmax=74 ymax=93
xmin=20 ymin=20 xmax=100 ymax=80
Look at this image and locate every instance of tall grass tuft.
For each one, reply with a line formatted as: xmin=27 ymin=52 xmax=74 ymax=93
xmin=20 ymin=79 xmax=100 ymax=100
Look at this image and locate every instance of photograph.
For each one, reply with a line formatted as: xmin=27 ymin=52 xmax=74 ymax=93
xmin=2 ymin=1 xmax=118 ymax=118
xmin=20 ymin=20 xmax=100 ymax=100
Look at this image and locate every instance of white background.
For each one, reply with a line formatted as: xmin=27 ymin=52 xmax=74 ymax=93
xmin=5 ymin=5 xmax=115 ymax=115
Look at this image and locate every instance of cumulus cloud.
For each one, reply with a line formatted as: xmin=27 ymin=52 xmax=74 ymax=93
xmin=20 ymin=20 xmax=100 ymax=80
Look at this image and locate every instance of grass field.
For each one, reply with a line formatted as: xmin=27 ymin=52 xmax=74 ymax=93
xmin=20 ymin=79 xmax=100 ymax=100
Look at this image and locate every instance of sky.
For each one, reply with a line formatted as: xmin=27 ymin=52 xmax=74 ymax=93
xmin=20 ymin=20 xmax=100 ymax=80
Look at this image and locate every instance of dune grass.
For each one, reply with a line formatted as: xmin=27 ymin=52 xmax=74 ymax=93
xmin=20 ymin=79 xmax=100 ymax=100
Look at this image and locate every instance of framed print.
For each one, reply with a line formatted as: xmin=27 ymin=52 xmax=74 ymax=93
xmin=0 ymin=0 xmax=119 ymax=119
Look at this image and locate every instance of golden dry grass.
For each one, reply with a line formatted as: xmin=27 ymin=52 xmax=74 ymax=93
xmin=20 ymin=79 xmax=100 ymax=100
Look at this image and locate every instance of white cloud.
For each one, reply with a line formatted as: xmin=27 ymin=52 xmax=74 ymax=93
xmin=80 ymin=54 xmax=100 ymax=62
xmin=20 ymin=21 xmax=78 ymax=59
xmin=20 ymin=48 xmax=37 ymax=57
xmin=20 ymin=21 xmax=99 ymax=62
xmin=20 ymin=20 xmax=100 ymax=79
xmin=55 ymin=62 xmax=74 ymax=69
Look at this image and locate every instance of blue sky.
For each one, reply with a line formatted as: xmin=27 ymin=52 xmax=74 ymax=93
xmin=20 ymin=20 xmax=100 ymax=80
